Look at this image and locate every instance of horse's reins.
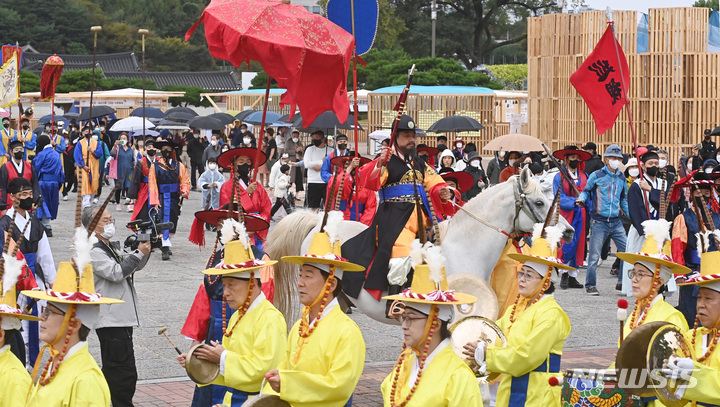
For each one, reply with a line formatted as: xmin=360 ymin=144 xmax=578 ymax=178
xmin=451 ymin=176 xmax=544 ymax=237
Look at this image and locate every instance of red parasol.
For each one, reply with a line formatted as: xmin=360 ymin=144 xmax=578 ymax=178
xmin=40 ymin=55 xmax=64 ymax=101
xmin=186 ymin=0 xmax=355 ymax=128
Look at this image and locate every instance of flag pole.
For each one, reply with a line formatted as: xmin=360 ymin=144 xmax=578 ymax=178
xmin=350 ymin=0 xmax=360 ymax=221
xmin=606 ymin=8 xmax=650 ymax=218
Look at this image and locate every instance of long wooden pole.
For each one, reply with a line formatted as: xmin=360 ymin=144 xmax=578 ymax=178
xmin=251 ymin=78 xmax=272 ymax=186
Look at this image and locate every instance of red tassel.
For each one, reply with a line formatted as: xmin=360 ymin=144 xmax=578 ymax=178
xmin=189 ymin=217 xmax=205 ymax=247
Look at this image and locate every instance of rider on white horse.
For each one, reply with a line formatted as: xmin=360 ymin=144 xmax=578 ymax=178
xmin=341 ymin=115 xmax=454 ymax=311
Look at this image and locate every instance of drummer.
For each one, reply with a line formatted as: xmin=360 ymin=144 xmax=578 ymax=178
xmin=463 ymin=223 xmax=572 ymax=406
xmin=380 ymin=241 xmax=483 ymax=406
xmin=615 ymin=219 xmax=689 ymax=345
xmin=661 ymin=245 xmax=720 ymax=405
xmin=22 ymin=258 xmax=124 ymax=405
xmin=178 ymin=219 xmax=287 ymax=406
xmin=265 ymin=218 xmax=366 ymax=407
xmin=182 ymin=206 xmax=273 ymax=407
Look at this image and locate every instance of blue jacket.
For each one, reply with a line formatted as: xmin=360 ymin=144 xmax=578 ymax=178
xmin=578 ymin=166 xmax=629 ymax=221
xmin=320 ymin=149 xmax=350 ymax=183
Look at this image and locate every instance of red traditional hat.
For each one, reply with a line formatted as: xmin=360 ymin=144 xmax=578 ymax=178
xmin=330 ymin=154 xmax=372 ymax=168
xmin=417 ymin=145 xmax=440 ymax=157
xmin=552 ymin=145 xmax=592 ymax=161
xmin=189 ymin=208 xmax=269 ymax=247
xmin=439 ymin=169 xmax=474 ymax=193
xmin=217 ymin=147 xmax=267 ymax=170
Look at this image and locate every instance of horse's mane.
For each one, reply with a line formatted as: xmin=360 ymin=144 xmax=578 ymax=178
xmin=265 ymin=209 xmax=319 ymax=329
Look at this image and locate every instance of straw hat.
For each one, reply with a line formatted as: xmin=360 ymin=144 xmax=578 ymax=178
xmin=22 ymin=261 xmax=123 ymax=306
xmin=507 ymin=224 xmax=576 ymax=271
xmin=281 ymin=212 xmax=364 ymax=278
xmin=203 ymin=219 xmax=277 ymax=278
xmin=616 ymin=219 xmax=690 ymax=277
xmin=217 ymin=147 xmax=267 ymax=170
xmin=1 ymin=253 xmax=39 ymax=330
xmin=679 ymin=250 xmax=720 ymax=292
xmin=384 ymin=241 xmax=476 ymax=306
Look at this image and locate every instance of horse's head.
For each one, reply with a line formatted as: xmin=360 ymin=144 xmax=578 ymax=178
xmin=514 ymin=167 xmax=574 ymax=242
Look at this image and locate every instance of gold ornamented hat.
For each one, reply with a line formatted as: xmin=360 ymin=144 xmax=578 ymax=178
xmin=203 ymin=218 xmax=277 ymax=278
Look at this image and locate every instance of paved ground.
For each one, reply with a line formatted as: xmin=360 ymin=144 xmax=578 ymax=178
xmin=42 ymin=170 xmax=674 ymax=405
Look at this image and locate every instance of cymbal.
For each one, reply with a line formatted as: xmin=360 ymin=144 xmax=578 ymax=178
xmin=242 ymin=395 xmax=291 ymax=406
xmin=648 ymin=324 xmax=694 ymax=407
xmin=447 ymin=273 xmax=499 ymax=323
xmin=450 ymin=315 xmax=506 ymax=380
xmin=185 ymin=343 xmax=220 ymax=385
xmin=616 ymin=321 xmax=672 ymax=397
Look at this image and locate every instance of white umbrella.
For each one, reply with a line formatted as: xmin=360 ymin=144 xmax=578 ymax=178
xmin=369 ymin=129 xmax=390 ymax=141
xmin=110 ymin=117 xmax=155 ymax=132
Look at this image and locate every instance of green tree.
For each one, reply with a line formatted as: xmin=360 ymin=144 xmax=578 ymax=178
xmin=485 ymin=64 xmax=528 ymax=89
xmin=694 ymin=0 xmax=719 ymax=10
xmin=162 ymin=85 xmax=213 ymax=107
xmin=142 ymin=37 xmax=216 ymax=72
xmin=19 ymin=70 xmax=40 ymax=93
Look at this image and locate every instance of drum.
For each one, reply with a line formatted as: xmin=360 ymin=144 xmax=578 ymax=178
xmin=561 ymin=369 xmax=642 ymax=407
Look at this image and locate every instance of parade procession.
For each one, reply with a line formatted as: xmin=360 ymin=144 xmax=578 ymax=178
xmin=7 ymin=0 xmax=720 ymax=406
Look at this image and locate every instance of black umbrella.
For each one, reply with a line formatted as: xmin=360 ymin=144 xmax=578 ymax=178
xmin=130 ymin=106 xmax=165 ymax=119
xmin=298 ymin=111 xmax=363 ymax=132
xmin=37 ymin=115 xmax=67 ymax=125
xmin=277 ymin=113 xmax=303 ymax=128
xmin=165 ymin=107 xmax=198 ymax=117
xmin=234 ymin=109 xmax=257 ymax=122
xmin=711 ymin=126 xmax=720 ymax=136
xmin=189 ymin=116 xmax=225 ymax=131
xmin=426 ymin=116 xmax=485 ymax=133
xmin=63 ymin=112 xmax=80 ymax=120
xmin=208 ymin=112 xmax=237 ymax=125
xmin=165 ymin=112 xmax=196 ymax=122
xmin=77 ymin=105 xmax=117 ymax=121
xmin=33 ymin=125 xmax=45 ymax=136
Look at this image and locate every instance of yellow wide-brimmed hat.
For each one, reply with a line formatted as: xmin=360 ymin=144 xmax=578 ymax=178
xmin=616 ymin=219 xmax=690 ymax=275
xmin=507 ymin=224 xmax=575 ymax=271
xmin=22 ymin=261 xmax=124 ymax=305
xmin=1 ymin=253 xmax=39 ymax=322
xmin=282 ymin=231 xmax=364 ymax=272
xmin=679 ymin=250 xmax=720 ymax=290
xmin=203 ymin=239 xmax=277 ymax=278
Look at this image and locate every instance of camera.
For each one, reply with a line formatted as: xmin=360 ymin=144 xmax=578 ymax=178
xmin=124 ymin=218 xmax=174 ymax=250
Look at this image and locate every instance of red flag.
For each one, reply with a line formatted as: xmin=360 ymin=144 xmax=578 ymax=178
xmin=2 ymin=45 xmax=22 ymax=72
xmin=570 ymin=24 xmax=630 ymax=134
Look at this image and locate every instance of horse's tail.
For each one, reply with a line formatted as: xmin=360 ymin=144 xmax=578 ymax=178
xmin=266 ymin=209 xmax=319 ymax=329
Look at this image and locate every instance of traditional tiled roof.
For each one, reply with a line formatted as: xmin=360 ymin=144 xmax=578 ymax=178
xmin=22 ymin=51 xmax=140 ymax=74
xmin=105 ymin=70 xmax=241 ymax=91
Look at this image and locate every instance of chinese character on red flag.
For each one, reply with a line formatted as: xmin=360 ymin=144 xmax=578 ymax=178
xmin=2 ymin=45 xmax=22 ymax=72
xmin=570 ymin=24 xmax=630 ymax=134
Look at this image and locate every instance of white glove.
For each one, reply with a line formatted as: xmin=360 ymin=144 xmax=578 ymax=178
xmin=660 ymin=355 xmax=694 ymax=380
xmin=473 ymin=341 xmax=487 ymax=375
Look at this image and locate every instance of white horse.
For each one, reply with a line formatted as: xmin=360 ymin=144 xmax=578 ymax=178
xmin=267 ymin=167 xmax=574 ymax=324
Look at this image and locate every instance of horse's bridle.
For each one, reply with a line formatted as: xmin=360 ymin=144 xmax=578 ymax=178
xmin=512 ymin=176 xmax=544 ymax=233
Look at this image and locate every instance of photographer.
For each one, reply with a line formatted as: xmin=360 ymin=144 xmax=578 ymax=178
xmin=84 ymin=205 xmax=150 ymax=407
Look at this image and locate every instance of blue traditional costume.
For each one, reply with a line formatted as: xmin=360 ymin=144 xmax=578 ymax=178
xmin=32 ymin=136 xmax=65 ymax=232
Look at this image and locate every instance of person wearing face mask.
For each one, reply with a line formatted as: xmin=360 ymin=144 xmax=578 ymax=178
xmin=199 ymin=156 xmax=225 ymax=212
xmin=462 ymin=152 xmax=488 ymax=201
xmin=52 ymin=120 xmax=67 ymax=155
xmin=576 ymin=144 xmax=630 ymax=296
xmin=61 ymin=126 xmax=79 ymax=201
xmin=217 ymin=148 xmax=273 ymax=244
xmin=187 ymin=129 xmax=209 ymax=191
xmin=486 ymin=150 xmax=508 ymax=186
xmin=110 ymin=133 xmax=134 ymax=211
xmin=704 ymin=158 xmax=718 ymax=174
xmin=451 ymin=137 xmax=465 ymax=161
xmin=303 ymin=130 xmax=329 ymax=211
xmin=19 ymin=117 xmax=38 ymax=161
xmin=498 ymin=151 xmax=523 ymax=183
xmin=0 ymin=177 xmax=57 ymax=367
xmin=148 ymin=140 xmax=191 ymax=261
xmin=320 ymin=133 xmax=350 ymax=183
xmin=551 ymin=146 xmax=590 ymax=288
xmin=269 ymin=153 xmax=291 ymax=191
xmin=32 ymin=135 xmax=64 ymax=237
xmin=201 ymin=134 xmax=224 ymax=173
xmin=284 ymin=130 xmax=303 ymax=194
xmin=701 ymin=129 xmax=717 ymax=162
xmin=0 ymin=139 xmax=42 ymax=208
xmin=620 ymin=151 xmax=674 ymax=296
xmin=229 ymin=120 xmax=244 ymax=147
xmin=73 ymin=126 xmax=104 ymax=208
xmin=85 ymin=205 xmax=151 ymax=407
xmin=0 ymin=117 xmax=16 ymax=167
xmin=129 ymin=138 xmax=158 ymax=222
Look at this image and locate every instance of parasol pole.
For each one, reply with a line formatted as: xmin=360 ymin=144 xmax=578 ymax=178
xmin=251 ymin=78 xmax=272 ymax=187
xmin=349 ymin=0 xmax=362 ymax=222
xmin=139 ymin=29 xmax=149 ymax=144
xmin=606 ymin=9 xmax=650 ymax=219
xmin=89 ymin=26 xmax=102 ymax=128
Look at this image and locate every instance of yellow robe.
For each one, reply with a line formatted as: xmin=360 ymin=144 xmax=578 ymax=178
xmin=264 ymin=303 xmax=366 ymax=407
xmin=616 ymin=296 xmax=688 ymax=407
xmin=487 ymin=295 xmax=571 ymax=407
xmin=209 ymin=296 xmax=287 ymax=405
xmin=679 ymin=328 xmax=720 ymax=405
xmin=0 ymin=128 xmax=15 ymax=167
xmin=76 ymin=138 xmax=101 ymax=196
xmin=0 ymin=345 xmax=32 ymax=407
xmin=380 ymin=340 xmax=483 ymax=407
xmin=26 ymin=342 xmax=111 ymax=407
